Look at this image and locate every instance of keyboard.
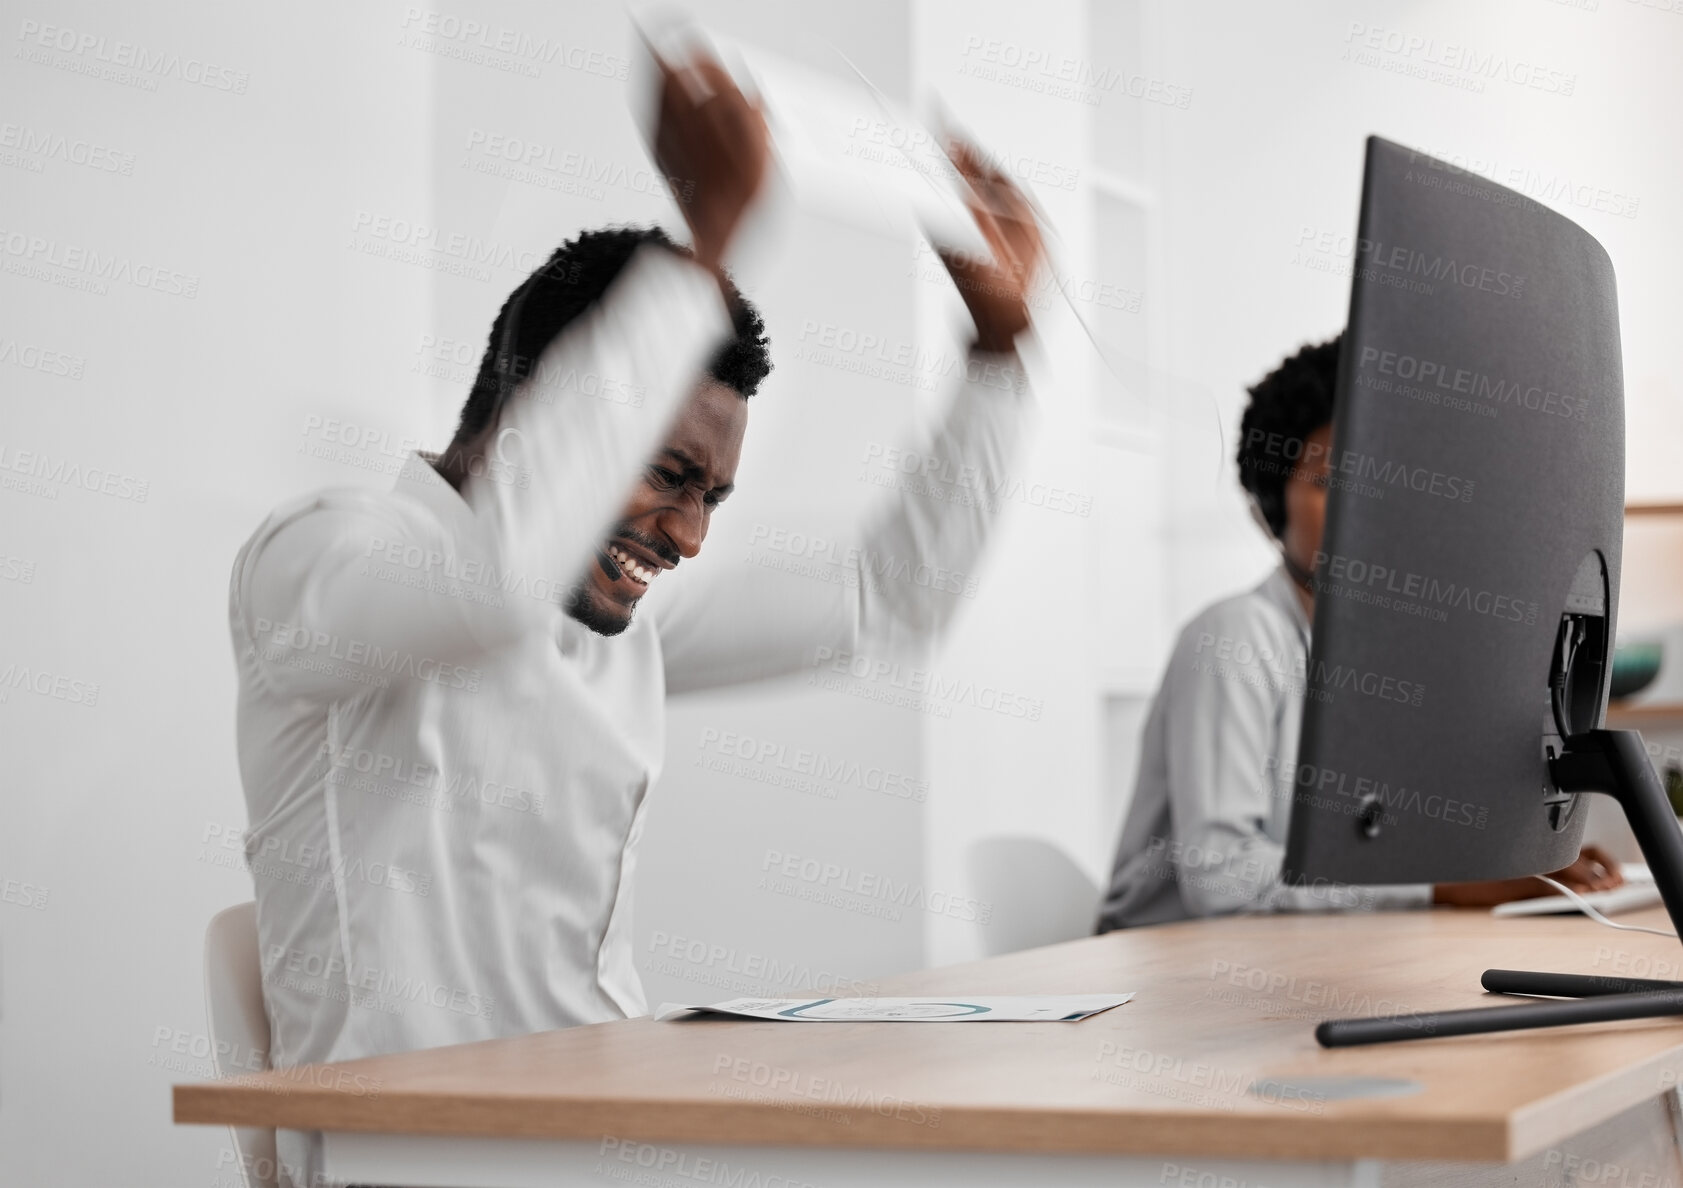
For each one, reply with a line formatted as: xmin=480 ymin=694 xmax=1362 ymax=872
xmin=1492 ymin=863 xmax=1662 ymax=918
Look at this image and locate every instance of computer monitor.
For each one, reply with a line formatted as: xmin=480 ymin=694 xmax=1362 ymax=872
xmin=1281 ymin=137 xmax=1683 ymax=1046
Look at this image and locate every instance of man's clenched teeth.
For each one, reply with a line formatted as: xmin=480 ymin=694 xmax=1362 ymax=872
xmin=608 ymin=543 xmax=658 ymax=585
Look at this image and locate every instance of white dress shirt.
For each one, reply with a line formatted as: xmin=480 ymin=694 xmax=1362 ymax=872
xmin=227 ymin=245 xmax=1032 ymax=1186
xmin=1096 ymin=566 xmax=1432 ymax=931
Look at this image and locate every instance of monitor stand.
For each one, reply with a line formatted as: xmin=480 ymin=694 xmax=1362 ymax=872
xmin=1317 ymin=729 xmax=1683 ymax=1047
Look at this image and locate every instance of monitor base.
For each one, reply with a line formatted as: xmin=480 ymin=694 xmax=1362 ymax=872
xmin=1317 ymin=730 xmax=1683 ymax=1047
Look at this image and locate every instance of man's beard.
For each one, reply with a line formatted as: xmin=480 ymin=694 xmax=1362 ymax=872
xmin=563 ymin=580 xmax=634 ymax=637
xmin=563 ymin=526 xmax=679 ymax=637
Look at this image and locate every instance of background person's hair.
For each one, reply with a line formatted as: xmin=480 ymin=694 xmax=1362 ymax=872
xmin=1236 ymin=332 xmax=1342 ymax=540
xmin=454 ymin=225 xmax=773 ymax=442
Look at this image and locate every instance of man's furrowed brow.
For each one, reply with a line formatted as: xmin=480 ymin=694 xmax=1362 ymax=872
xmin=661 ymin=447 xmax=734 ymax=501
xmin=660 ymin=448 xmax=705 ymax=481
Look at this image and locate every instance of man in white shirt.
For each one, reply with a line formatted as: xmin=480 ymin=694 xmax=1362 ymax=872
xmin=1096 ymin=334 xmax=1619 ymax=931
xmin=230 ymin=52 xmax=1045 ymax=1186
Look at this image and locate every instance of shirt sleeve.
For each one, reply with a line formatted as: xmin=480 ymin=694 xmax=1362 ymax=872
xmin=655 ymin=351 xmax=1035 ymax=696
xmin=234 ymin=246 xmax=730 ymax=701
xmin=1159 ymin=602 xmax=1432 ymax=916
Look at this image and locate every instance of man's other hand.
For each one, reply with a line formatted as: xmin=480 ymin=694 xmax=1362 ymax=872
xmin=1432 ymin=844 xmax=1624 ymax=908
xmin=936 ymin=138 xmax=1046 ymax=354
xmin=650 ymin=45 xmax=769 ymax=276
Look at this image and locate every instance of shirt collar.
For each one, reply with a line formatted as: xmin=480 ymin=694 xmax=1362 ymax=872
xmin=1261 ymin=563 xmax=1312 ymax=644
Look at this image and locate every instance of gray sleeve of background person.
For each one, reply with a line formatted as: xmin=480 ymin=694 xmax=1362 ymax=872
xmin=1161 ymin=598 xmax=1432 ymax=916
xmin=656 ymin=353 xmax=1035 ymax=694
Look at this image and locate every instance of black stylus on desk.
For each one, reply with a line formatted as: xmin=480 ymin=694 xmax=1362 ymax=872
xmin=1317 ymin=987 xmax=1683 ymax=1048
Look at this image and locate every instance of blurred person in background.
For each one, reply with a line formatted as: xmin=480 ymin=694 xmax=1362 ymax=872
xmin=1096 ymin=334 xmax=1619 ymax=932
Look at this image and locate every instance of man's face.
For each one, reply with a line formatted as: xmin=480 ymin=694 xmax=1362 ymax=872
xmin=1281 ymin=422 xmax=1333 ymax=578
xmin=565 ymin=379 xmax=748 ymax=636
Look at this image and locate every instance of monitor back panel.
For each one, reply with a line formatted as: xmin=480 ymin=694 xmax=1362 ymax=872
xmin=1284 ymin=136 xmax=1624 ymax=887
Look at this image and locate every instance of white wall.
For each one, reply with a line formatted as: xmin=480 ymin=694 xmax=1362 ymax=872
xmin=3 ymin=2 xmax=1681 ymax=1185
xmin=911 ymin=0 xmax=1110 ymax=964
xmin=1 ymin=3 xmax=436 ymax=1183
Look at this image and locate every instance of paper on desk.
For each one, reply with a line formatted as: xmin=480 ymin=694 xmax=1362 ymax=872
xmin=655 ymin=994 xmax=1134 ymax=1022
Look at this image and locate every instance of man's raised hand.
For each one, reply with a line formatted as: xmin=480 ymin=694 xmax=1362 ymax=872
xmin=650 ymin=45 xmax=769 ymax=278
xmin=937 ymin=138 xmax=1047 ymax=354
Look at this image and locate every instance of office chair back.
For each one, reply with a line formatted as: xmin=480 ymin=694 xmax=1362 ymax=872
xmin=966 ymin=836 xmax=1101 ymax=957
xmin=203 ymin=901 xmax=279 ymax=1188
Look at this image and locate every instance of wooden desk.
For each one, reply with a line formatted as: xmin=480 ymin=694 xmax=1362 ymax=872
xmin=1607 ymin=702 xmax=1683 ymax=730
xmin=175 ymin=909 xmax=1683 ymax=1187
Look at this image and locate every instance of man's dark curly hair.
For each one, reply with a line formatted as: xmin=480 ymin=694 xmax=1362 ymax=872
xmin=1236 ymin=333 xmax=1341 ymax=539
xmin=455 ymin=225 xmax=772 ymax=442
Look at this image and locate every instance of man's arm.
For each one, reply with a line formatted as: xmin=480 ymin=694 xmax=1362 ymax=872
xmin=235 ymin=44 xmax=770 ymax=700
xmin=656 ymin=352 xmax=1033 ymax=693
xmin=235 ymin=251 xmax=731 ymax=700
xmin=449 ymin=245 xmax=733 ymax=622
xmin=658 ymin=138 xmax=1046 ymax=694
xmin=1158 ymin=603 xmax=1431 ymax=917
